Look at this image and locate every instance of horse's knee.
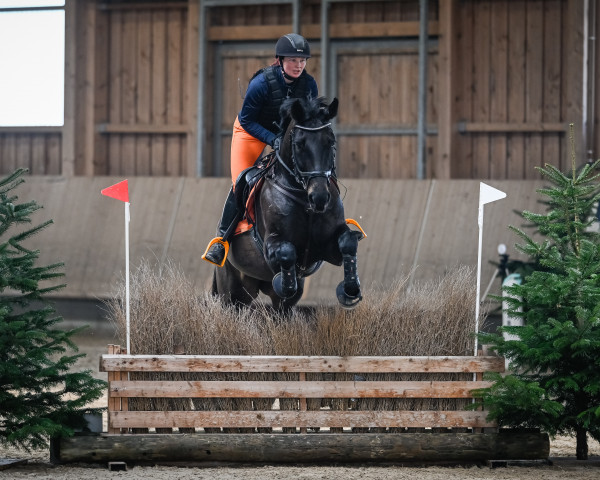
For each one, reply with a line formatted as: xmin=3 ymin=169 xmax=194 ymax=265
xmin=338 ymin=229 xmax=360 ymax=256
xmin=266 ymin=241 xmax=296 ymax=270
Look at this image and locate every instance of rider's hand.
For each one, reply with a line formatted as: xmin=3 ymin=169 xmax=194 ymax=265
xmin=271 ymin=136 xmax=281 ymax=152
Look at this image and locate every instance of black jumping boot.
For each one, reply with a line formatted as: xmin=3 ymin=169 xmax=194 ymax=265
xmin=202 ymin=187 xmax=239 ymax=266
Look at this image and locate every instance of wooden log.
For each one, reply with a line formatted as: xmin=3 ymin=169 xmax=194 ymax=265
xmin=108 ymin=380 xmax=494 ymax=399
xmin=100 ymin=355 xmax=505 ymax=374
xmin=53 ymin=431 xmax=550 ymax=464
xmin=108 ymin=410 xmax=496 ymax=429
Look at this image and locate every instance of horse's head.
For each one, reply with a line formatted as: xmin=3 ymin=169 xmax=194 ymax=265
xmin=278 ymin=96 xmax=339 ymax=213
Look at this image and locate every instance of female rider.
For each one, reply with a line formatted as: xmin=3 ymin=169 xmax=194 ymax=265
xmin=202 ymin=33 xmax=318 ymax=266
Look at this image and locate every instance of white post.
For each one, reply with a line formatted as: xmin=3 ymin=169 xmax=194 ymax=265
xmin=125 ymin=201 xmax=131 ymax=355
xmin=475 ymin=183 xmax=507 ymax=360
xmin=474 ymin=204 xmax=485 ymax=357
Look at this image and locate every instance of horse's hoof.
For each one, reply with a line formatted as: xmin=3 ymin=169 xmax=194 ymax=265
xmin=336 ymin=282 xmax=362 ymax=310
xmin=273 ymin=272 xmax=297 ymax=299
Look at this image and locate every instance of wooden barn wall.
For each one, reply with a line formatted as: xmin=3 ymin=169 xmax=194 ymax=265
xmin=0 ymin=0 xmax=596 ymax=181
xmin=453 ymin=0 xmax=584 ymax=179
xmin=0 ymin=132 xmax=62 ymax=175
xmin=204 ymin=1 xmax=439 ymax=179
xmin=88 ymin=1 xmax=196 ymax=177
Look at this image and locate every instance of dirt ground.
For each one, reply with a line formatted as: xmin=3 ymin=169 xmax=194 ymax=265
xmin=1 ymin=324 xmax=599 ymax=479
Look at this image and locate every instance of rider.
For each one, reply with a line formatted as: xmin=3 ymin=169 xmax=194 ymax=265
xmin=202 ymin=33 xmax=318 ymax=266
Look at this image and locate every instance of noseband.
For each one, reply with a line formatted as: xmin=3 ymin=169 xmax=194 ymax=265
xmin=275 ymin=122 xmax=337 ymax=190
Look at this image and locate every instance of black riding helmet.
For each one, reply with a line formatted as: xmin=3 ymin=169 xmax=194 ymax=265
xmin=276 ymin=34 xmax=311 ymax=81
xmin=275 ymin=33 xmax=311 ymax=59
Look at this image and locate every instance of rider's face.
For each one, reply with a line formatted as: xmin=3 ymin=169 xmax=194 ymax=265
xmin=282 ymin=57 xmax=307 ymax=79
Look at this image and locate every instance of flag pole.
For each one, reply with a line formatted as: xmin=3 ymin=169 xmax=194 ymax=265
xmin=101 ymin=179 xmax=131 ymax=354
xmin=474 ymin=202 xmax=485 ymax=357
xmin=125 ymin=201 xmax=131 ymax=355
xmin=475 ymin=183 xmax=507 ymax=360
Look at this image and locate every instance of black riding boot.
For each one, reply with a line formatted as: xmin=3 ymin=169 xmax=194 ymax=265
xmin=202 ymin=187 xmax=239 ymax=266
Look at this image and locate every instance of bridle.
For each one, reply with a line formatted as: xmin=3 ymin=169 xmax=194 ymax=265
xmin=275 ymin=122 xmax=337 ymax=190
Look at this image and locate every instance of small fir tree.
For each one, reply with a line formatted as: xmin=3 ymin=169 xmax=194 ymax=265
xmin=0 ymin=168 xmax=106 ymax=451
xmin=477 ymin=129 xmax=600 ymax=460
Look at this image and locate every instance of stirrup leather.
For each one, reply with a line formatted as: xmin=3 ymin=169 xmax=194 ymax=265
xmin=345 ymin=218 xmax=367 ymax=241
xmin=201 ymin=237 xmax=229 ymax=267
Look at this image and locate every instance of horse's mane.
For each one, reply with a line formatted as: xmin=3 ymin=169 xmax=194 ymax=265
xmin=278 ymin=96 xmax=330 ymax=134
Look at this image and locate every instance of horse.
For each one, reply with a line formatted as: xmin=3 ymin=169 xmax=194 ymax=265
xmin=212 ymin=96 xmax=364 ymax=311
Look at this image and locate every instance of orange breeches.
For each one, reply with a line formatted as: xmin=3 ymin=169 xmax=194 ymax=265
xmin=230 ymin=117 xmax=267 ymax=187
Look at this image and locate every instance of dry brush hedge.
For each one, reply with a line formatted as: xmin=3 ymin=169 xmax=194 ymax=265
xmin=105 ymin=261 xmax=483 ymax=429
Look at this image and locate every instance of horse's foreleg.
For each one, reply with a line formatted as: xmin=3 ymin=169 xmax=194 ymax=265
xmin=265 ymin=239 xmax=298 ymax=299
xmin=336 ymin=230 xmax=363 ymax=309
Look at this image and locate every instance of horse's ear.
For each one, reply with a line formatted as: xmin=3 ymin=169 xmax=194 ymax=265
xmin=325 ymin=98 xmax=339 ymax=120
xmin=290 ymin=99 xmax=305 ymax=123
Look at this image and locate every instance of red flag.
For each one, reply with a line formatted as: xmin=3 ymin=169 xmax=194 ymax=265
xmin=101 ymin=180 xmax=129 ymax=203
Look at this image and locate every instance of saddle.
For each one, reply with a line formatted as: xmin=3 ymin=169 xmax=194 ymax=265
xmin=232 ymin=155 xmax=274 ymax=236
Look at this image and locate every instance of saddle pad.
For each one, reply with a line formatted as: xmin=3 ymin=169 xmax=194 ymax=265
xmin=233 ymin=177 xmax=264 ymax=236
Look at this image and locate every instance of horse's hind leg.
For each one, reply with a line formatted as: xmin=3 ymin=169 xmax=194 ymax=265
xmin=336 ymin=230 xmax=363 ymax=309
xmin=214 ymin=261 xmax=259 ymax=307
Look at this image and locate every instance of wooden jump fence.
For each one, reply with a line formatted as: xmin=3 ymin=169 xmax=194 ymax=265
xmin=52 ymin=345 xmax=550 ymax=465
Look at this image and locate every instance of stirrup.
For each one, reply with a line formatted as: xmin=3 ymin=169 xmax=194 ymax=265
xmin=346 ymin=218 xmax=367 ymax=241
xmin=201 ymin=237 xmax=229 ymax=267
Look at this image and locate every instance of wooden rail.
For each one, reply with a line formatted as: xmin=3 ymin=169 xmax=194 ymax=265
xmin=52 ymin=347 xmax=551 ymax=465
xmin=101 ymin=346 xmax=504 ymax=434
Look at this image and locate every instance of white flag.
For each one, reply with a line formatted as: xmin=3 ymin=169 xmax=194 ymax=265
xmin=480 ymin=182 xmax=506 ymax=205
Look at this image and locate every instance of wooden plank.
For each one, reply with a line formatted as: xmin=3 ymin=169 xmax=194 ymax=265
xmin=506 ymin=0 xmax=527 ymax=179
xmin=107 ymin=345 xmax=120 ymax=434
xmin=82 ymin=0 xmax=96 ymax=175
xmin=436 ymin=0 xmax=458 ymax=179
xmin=109 ymin=380 xmax=494 ymax=399
xmin=120 ymin=9 xmax=137 ymax=175
xmin=101 ymin=355 xmax=505 ymax=373
xmin=16 ymin=134 xmax=31 ymax=172
xmin=62 ymin=0 xmax=76 ymax=176
xmin=543 ymin=0 xmax=562 ymax=170
xmin=165 ymin=8 xmax=183 ymax=175
xmin=98 ymin=2 xmax=187 ymax=10
xmin=454 ymin=0 xmax=474 ymax=177
xmin=108 ymin=9 xmax=123 ymax=175
xmin=93 ymin=2 xmax=110 ymax=175
xmin=0 ymin=135 xmax=16 ymax=175
xmin=151 ymin=8 xmax=167 ymax=175
xmin=472 ymin=1 xmax=491 ymax=178
xmin=46 ymin=134 xmax=62 ymax=175
xmin=489 ymin=1 xmax=508 ymax=179
xmin=525 ymin=0 xmax=544 ymax=178
xmin=461 ymin=122 xmax=566 ymax=133
xmin=207 ymin=22 xmax=440 ymax=41
xmin=109 ymin=410 xmax=495 ymax=429
xmin=0 ymin=127 xmax=62 ymax=134
xmin=56 ymin=431 xmax=550 ymax=464
xmin=135 ymin=9 xmax=152 ymax=175
xmin=563 ymin=0 xmax=584 ymax=170
xmin=31 ymin=135 xmax=46 ymax=174
xmin=98 ymin=124 xmax=188 ymax=134
xmin=184 ymin=0 xmax=199 ymax=177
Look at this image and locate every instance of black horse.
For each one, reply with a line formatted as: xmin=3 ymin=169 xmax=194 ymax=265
xmin=213 ymin=96 xmax=364 ymax=310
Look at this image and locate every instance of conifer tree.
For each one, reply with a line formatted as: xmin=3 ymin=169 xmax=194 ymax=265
xmin=0 ymin=168 xmax=105 ymax=451
xmin=478 ymin=129 xmax=600 ymax=460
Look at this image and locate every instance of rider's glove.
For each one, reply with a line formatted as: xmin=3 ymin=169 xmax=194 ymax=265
xmin=271 ymin=136 xmax=281 ymax=152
